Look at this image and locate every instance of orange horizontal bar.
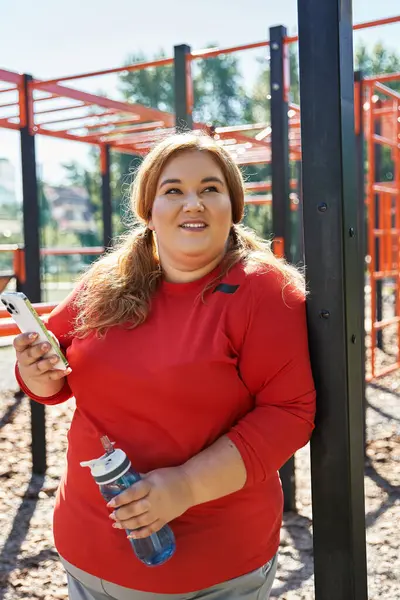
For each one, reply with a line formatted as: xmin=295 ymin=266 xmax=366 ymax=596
xmin=33 ymin=93 xmax=56 ymax=102
xmin=374 ymin=81 xmax=400 ymax=101
xmin=190 ymin=40 xmax=269 ymax=60
xmin=373 ymin=133 xmax=398 ymax=148
xmin=373 ymin=316 xmax=400 ymax=330
xmin=40 ymin=110 xmax=114 ymax=128
xmin=40 ymin=246 xmax=104 ymax=256
xmin=0 ymin=69 xmax=22 ymax=85
xmin=86 ymin=123 xmax=166 ymax=142
xmin=33 ymin=125 xmax=97 ymax=144
xmin=32 ymin=57 xmax=174 ymax=88
xmin=0 ymin=86 xmax=18 ymax=94
xmin=31 ymin=81 xmax=175 ymax=128
xmin=84 ymin=118 xmax=162 ymax=135
xmin=354 ymin=15 xmax=400 ymax=31
xmin=115 ymin=144 xmax=148 ymax=156
xmin=0 ymin=320 xmax=25 ymax=336
xmin=112 ymin=127 xmax=174 ymax=146
xmin=285 ymin=15 xmax=400 ymax=45
xmin=366 ymin=361 xmax=400 ymax=382
xmin=373 ymin=184 xmax=399 ymax=194
xmin=0 ymin=117 xmax=20 ymax=130
xmin=285 ymin=36 xmax=299 ymax=44
xmin=366 ymin=71 xmax=400 ymax=84
xmin=80 ymin=118 xmax=137 ymax=132
xmin=0 ymin=100 xmax=19 ymax=109
xmin=35 ymin=101 xmax=88 ymax=116
xmin=0 ymin=314 xmax=54 ymax=336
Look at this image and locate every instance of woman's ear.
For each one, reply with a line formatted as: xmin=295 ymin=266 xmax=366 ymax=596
xmin=147 ymin=219 xmax=155 ymax=231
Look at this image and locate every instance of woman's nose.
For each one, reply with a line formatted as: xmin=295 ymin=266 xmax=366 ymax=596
xmin=183 ymin=194 xmax=204 ymax=211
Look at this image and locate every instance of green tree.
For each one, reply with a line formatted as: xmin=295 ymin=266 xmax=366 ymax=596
xmin=192 ymin=49 xmax=251 ymax=126
xmin=355 ymin=41 xmax=400 ymax=91
xmin=119 ymin=51 xmax=174 ymax=111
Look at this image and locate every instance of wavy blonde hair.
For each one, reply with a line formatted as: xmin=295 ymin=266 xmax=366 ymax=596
xmin=73 ymin=132 xmax=305 ymax=337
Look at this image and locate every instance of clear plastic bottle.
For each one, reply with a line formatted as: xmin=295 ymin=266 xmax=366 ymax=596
xmin=80 ymin=436 xmax=176 ymax=567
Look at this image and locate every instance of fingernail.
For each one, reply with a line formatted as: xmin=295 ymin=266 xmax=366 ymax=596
xmin=107 ymin=500 xmax=116 ymax=508
xmin=109 ymin=512 xmax=116 ymax=520
xmin=50 ymin=356 xmax=58 ymax=364
xmin=29 ymin=333 xmax=38 ymax=340
xmin=64 ymin=368 xmax=72 ymax=375
xmin=127 ymin=533 xmax=137 ymax=539
xmin=112 ymin=522 xmax=122 ymax=529
xmin=41 ymin=343 xmax=49 ymax=351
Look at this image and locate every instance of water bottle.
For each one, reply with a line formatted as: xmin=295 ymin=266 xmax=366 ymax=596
xmin=80 ymin=436 xmax=176 ymax=567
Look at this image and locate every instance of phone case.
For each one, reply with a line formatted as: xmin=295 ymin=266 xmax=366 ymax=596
xmin=0 ymin=292 xmax=69 ymax=371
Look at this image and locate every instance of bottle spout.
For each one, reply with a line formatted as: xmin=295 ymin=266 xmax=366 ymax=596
xmin=100 ymin=435 xmax=115 ymax=455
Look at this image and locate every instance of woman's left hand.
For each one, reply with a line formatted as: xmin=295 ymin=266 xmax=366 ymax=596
xmin=107 ymin=466 xmax=194 ymax=539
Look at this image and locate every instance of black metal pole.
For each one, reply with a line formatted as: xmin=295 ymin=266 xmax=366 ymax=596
xmin=174 ymin=44 xmax=193 ymax=131
xmin=20 ymin=74 xmax=46 ymax=476
xmin=101 ymin=144 xmax=112 ymax=249
xmin=270 ymin=26 xmax=291 ymax=262
xmin=295 ymin=160 xmax=305 ymax=265
xmin=297 ymin=2 xmax=368 ymax=599
xmin=354 ymin=71 xmax=367 ymax=450
xmin=270 ymin=25 xmax=295 ymax=512
xmin=374 ymin=100 xmax=383 ymax=349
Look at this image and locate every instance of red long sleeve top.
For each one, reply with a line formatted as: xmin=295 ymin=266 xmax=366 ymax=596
xmin=16 ymin=261 xmax=316 ymax=593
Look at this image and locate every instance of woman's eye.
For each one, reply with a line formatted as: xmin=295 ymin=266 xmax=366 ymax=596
xmin=203 ymin=186 xmax=219 ymax=193
xmin=165 ymin=188 xmax=182 ymax=195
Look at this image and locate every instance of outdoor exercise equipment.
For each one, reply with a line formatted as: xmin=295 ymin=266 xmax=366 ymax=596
xmin=1 ymin=6 xmax=400 ymax=597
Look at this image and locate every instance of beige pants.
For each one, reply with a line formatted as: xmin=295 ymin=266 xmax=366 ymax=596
xmin=62 ymin=554 xmax=278 ymax=600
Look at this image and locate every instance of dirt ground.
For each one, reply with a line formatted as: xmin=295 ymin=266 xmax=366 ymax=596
xmin=0 ymin=343 xmax=399 ymax=600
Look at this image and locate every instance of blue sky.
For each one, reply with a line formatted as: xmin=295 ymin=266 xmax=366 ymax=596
xmin=0 ymin=0 xmax=399 ymax=196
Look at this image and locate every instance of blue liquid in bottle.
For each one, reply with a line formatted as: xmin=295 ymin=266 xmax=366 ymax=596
xmin=81 ymin=436 xmax=175 ymax=567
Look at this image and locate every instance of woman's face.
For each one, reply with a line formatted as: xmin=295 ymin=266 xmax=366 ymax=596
xmin=149 ymin=151 xmax=233 ymax=273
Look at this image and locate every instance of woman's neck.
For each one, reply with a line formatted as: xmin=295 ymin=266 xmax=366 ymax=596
xmin=161 ymin=252 xmax=225 ymax=284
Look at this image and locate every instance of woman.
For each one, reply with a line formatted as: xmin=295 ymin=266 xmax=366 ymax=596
xmin=14 ymin=133 xmax=316 ymax=600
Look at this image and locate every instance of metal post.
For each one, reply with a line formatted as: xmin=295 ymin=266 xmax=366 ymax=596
xmin=374 ymin=100 xmax=383 ymax=349
xmin=294 ymin=160 xmax=304 ymax=265
xmin=270 ymin=26 xmax=295 ymax=512
xmin=354 ymin=71 xmax=367 ymax=449
xmin=100 ymin=144 xmax=112 ymax=248
xmin=270 ymin=26 xmax=291 ymax=261
xmin=174 ymin=44 xmax=193 ymax=131
xmin=297 ymin=1 xmax=368 ymax=599
xmin=20 ymin=74 xmax=46 ymax=475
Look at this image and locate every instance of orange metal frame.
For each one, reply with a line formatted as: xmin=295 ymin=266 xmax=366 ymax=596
xmin=364 ymin=78 xmax=400 ymax=380
xmin=1 ymin=15 xmax=400 ymax=380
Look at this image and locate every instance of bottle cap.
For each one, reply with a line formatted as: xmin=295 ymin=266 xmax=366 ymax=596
xmin=80 ymin=448 xmax=131 ymax=484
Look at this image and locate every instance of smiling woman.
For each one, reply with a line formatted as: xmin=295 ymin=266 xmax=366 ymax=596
xmin=13 ymin=132 xmax=316 ymax=600
xmin=149 ymin=151 xmax=233 ymax=282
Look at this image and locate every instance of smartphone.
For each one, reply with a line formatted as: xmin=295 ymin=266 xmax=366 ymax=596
xmin=0 ymin=291 xmax=70 ymax=371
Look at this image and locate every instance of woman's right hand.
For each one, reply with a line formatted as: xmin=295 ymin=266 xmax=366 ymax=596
xmin=14 ymin=332 xmax=71 ymax=397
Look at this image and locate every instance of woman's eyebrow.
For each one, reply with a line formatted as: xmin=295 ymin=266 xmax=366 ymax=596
xmin=201 ymin=177 xmax=224 ymax=185
xmin=159 ymin=178 xmax=182 ymax=188
xmin=159 ymin=176 xmax=225 ymax=188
